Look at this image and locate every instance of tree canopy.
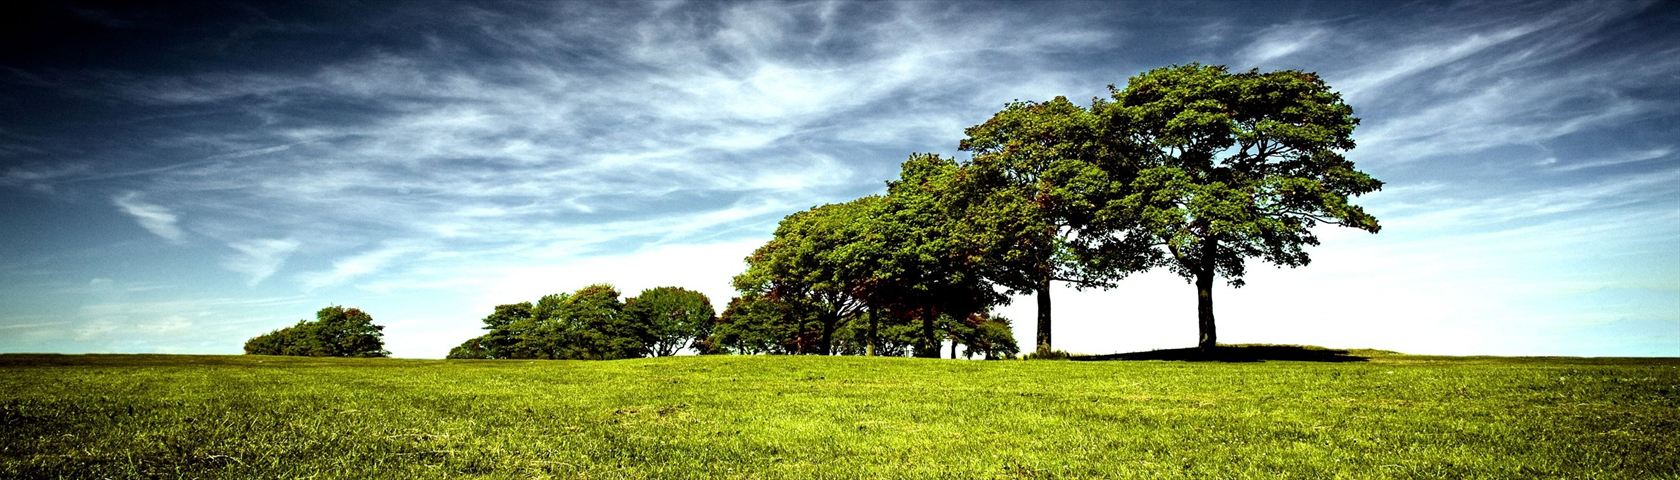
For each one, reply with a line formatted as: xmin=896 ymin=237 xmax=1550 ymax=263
xmin=733 ymin=198 xmax=877 ymax=355
xmin=955 ymin=96 xmax=1149 ymax=352
xmin=449 ymin=284 xmax=654 ymax=360
xmin=727 ymin=153 xmax=1011 ymax=358
xmin=245 ymin=306 xmax=389 ymax=357
xmin=625 ymin=286 xmax=716 ymax=357
xmin=1098 ymin=64 xmax=1381 ymax=350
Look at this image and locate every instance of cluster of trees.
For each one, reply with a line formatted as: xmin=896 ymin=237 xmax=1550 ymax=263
xmin=707 ymin=294 xmax=1019 ymax=359
xmin=441 ymin=64 xmax=1379 ymax=361
xmin=736 ymin=64 xmax=1382 ymax=356
xmin=244 ymin=306 xmax=389 ymax=357
xmin=447 ymin=285 xmax=715 ymax=360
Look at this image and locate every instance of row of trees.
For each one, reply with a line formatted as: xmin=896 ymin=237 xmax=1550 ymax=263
xmin=445 ymin=283 xmax=1020 ymax=360
xmin=446 ymin=285 xmax=716 ymax=360
xmin=709 ymin=295 xmax=1019 ymax=358
xmin=244 ymin=306 xmax=389 ymax=357
xmin=737 ymin=64 xmax=1382 ymax=356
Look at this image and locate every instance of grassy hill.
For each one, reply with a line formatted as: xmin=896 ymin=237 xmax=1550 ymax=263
xmin=2 ymin=352 xmax=1676 ymax=478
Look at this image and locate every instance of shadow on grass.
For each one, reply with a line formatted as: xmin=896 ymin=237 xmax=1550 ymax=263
xmin=1070 ymin=345 xmax=1371 ymax=363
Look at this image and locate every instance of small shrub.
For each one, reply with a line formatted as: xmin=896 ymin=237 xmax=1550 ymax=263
xmin=1023 ymin=346 xmax=1069 ymax=360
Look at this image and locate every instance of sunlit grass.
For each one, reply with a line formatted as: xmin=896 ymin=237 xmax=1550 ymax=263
xmin=2 ymin=353 xmax=1676 ymax=478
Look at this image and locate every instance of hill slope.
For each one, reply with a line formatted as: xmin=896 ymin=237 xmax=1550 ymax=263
xmin=2 ymin=354 xmax=1676 ymax=478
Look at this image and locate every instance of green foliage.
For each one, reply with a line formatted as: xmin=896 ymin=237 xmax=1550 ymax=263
xmin=708 ymin=295 xmax=804 ymax=355
xmin=734 ymin=154 xmax=1016 ymax=357
xmin=1096 ymin=63 xmax=1382 ymax=349
xmin=243 ymin=306 xmax=388 ymax=358
xmin=6 ymin=354 xmax=1676 ymax=478
xmin=951 ymin=314 xmax=1021 ymax=360
xmin=1023 ymin=345 xmax=1071 ymax=360
xmin=734 ymin=198 xmax=879 ymax=355
xmin=554 ymin=284 xmax=643 ymax=360
xmin=1101 ymin=63 xmax=1380 ymax=282
xmin=830 ymin=309 xmax=924 ymax=357
xmin=445 ymin=335 xmax=490 ymax=360
xmin=957 ymin=96 xmax=1134 ymax=293
xmin=872 ymin=154 xmax=1010 ymax=357
xmin=450 ymin=284 xmax=648 ymax=360
xmin=954 ymin=97 xmax=1156 ymax=352
xmin=625 ymin=287 xmax=717 ymax=357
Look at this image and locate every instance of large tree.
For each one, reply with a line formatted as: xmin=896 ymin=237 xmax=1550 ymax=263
xmin=1099 ymin=64 xmax=1382 ymax=351
xmin=867 ymin=153 xmax=1008 ymax=357
xmin=734 ymin=198 xmax=877 ymax=355
xmin=625 ymin=286 xmax=716 ymax=356
xmin=956 ymin=97 xmax=1141 ymax=352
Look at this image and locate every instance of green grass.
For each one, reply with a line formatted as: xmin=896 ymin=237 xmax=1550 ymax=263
xmin=2 ymin=353 xmax=1677 ymax=479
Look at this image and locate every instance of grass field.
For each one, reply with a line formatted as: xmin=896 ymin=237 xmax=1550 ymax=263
xmin=2 ymin=352 xmax=1677 ymax=478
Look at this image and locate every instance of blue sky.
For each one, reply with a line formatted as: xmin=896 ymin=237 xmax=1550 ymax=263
xmin=1 ymin=0 xmax=1675 ymax=358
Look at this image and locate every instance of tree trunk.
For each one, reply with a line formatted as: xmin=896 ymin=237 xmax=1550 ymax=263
xmin=820 ymin=314 xmax=838 ymax=356
xmin=950 ymin=339 xmax=957 ymax=359
xmin=866 ymin=308 xmax=878 ymax=357
xmin=916 ymin=315 xmax=939 ymax=358
xmin=1035 ymin=276 xmax=1052 ymax=352
xmin=1196 ymin=237 xmax=1218 ymax=352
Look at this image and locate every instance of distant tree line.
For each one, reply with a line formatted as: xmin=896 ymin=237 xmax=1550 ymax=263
xmin=446 ymin=285 xmax=716 ymax=360
xmin=245 ymin=306 xmax=389 ymax=357
xmin=445 ymin=283 xmax=1020 ymax=360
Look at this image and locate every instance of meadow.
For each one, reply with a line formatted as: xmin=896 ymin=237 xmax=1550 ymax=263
xmin=2 ymin=351 xmax=1676 ymax=478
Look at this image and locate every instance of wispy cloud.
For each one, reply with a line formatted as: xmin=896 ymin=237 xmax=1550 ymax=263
xmin=1543 ymin=147 xmax=1675 ymax=172
xmin=63 ymin=1 xmax=1117 ymax=298
xmin=222 ymin=238 xmax=301 ymax=286
xmin=300 ymin=241 xmax=424 ymax=291
xmin=111 ymin=191 xmax=184 ymax=242
xmin=1239 ymin=23 xmax=1330 ymax=66
xmin=2 ymin=1 xmax=1675 ymax=357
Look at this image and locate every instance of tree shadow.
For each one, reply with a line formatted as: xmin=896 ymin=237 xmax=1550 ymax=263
xmin=1070 ymin=345 xmax=1370 ymax=363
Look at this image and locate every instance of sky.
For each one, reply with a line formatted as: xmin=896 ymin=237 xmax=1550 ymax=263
xmin=1 ymin=0 xmax=1675 ymax=358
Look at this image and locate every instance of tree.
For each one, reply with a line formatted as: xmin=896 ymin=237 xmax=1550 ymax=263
xmin=949 ymin=313 xmax=1020 ymax=360
xmin=831 ymin=309 xmax=921 ymax=356
xmin=734 ymin=199 xmax=877 ymax=355
xmin=868 ymin=153 xmax=1008 ymax=358
xmin=956 ymin=97 xmax=1143 ymax=353
xmin=708 ymin=295 xmax=802 ymax=355
xmin=449 ymin=284 xmax=650 ymax=360
xmin=482 ymin=302 xmax=537 ymax=358
xmin=244 ymin=306 xmax=389 ymax=357
xmin=550 ymin=284 xmax=643 ymax=359
xmin=1099 ymin=64 xmax=1382 ymax=351
xmin=625 ymin=286 xmax=716 ymax=356
xmin=732 ymin=154 xmax=1013 ymax=358
xmin=446 ymin=336 xmax=490 ymax=359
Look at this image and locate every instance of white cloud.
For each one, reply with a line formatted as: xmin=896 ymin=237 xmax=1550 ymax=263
xmin=1547 ymin=147 xmax=1674 ymax=172
xmin=1335 ymin=24 xmax=1540 ymax=101
xmin=1240 ymin=24 xmax=1329 ymax=66
xmin=222 ymin=238 xmax=302 ymax=286
xmin=300 ymin=242 xmax=423 ymax=291
xmin=111 ymin=191 xmax=184 ymax=242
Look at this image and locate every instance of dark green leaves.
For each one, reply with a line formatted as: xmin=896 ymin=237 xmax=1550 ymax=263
xmin=625 ymin=287 xmax=717 ymax=357
xmin=244 ymin=306 xmax=388 ymax=358
xmin=1100 ymin=64 xmax=1381 ymax=285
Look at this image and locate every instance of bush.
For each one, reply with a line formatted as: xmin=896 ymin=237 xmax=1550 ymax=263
xmin=1023 ymin=345 xmax=1070 ymax=360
